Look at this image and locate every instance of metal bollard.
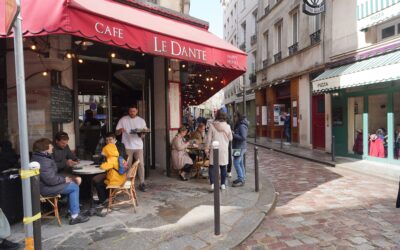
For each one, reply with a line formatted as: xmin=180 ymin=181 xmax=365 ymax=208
xmin=212 ymin=141 xmax=220 ymax=236
xmin=29 ymin=162 xmax=42 ymax=250
xmin=331 ymin=135 xmax=336 ymax=162
xmin=396 ymin=177 xmax=400 ymax=208
xmin=254 ymin=146 xmax=259 ymax=192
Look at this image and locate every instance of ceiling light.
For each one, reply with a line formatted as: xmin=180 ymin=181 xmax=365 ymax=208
xmin=211 ymin=87 xmax=214 ymax=90
xmin=210 ymin=77 xmax=214 ymax=81
xmin=206 ymin=78 xmax=210 ymax=82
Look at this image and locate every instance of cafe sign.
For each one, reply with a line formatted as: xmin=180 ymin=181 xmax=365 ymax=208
xmin=302 ymin=0 xmax=325 ymax=16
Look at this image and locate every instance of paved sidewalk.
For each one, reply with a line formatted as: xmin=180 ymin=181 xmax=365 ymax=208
xmin=9 ymin=148 xmax=276 ymax=250
xmin=237 ymin=148 xmax=400 ymax=250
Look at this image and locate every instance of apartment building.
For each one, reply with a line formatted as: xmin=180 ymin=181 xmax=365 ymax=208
xmin=221 ymin=0 xmax=258 ymax=136
xmin=255 ymin=0 xmax=328 ymax=149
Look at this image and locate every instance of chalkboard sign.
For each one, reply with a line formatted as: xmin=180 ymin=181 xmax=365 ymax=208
xmin=51 ymin=85 xmax=73 ymax=123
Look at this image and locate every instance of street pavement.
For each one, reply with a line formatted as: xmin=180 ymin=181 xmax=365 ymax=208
xmin=236 ymin=147 xmax=400 ymax=250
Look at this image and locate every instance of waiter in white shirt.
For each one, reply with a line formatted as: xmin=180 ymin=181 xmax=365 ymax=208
xmin=116 ymin=104 xmax=147 ymax=192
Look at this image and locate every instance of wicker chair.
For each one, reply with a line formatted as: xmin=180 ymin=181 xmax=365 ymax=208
xmin=40 ymin=194 xmax=62 ymax=226
xmin=106 ymin=160 xmax=140 ymax=213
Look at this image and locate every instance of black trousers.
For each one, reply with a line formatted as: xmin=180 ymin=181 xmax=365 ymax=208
xmin=92 ymin=173 xmax=107 ymax=203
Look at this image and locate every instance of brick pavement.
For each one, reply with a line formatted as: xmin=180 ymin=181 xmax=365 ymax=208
xmin=236 ymin=148 xmax=400 ymax=250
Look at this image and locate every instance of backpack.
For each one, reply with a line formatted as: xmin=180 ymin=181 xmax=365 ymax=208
xmin=117 ymin=156 xmax=128 ymax=174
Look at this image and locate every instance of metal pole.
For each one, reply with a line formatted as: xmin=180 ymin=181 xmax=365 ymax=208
xmin=29 ymin=162 xmax=41 ymax=250
xmin=396 ymin=176 xmax=400 ymax=208
xmin=242 ymin=83 xmax=246 ymax=117
xmin=254 ymin=146 xmax=259 ymax=192
xmin=212 ymin=141 xmax=220 ymax=236
xmin=331 ymin=135 xmax=336 ymax=162
xmin=13 ymin=2 xmax=35 ymax=248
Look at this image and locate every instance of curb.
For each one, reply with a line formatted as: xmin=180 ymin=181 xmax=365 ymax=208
xmin=248 ymin=141 xmax=336 ymax=167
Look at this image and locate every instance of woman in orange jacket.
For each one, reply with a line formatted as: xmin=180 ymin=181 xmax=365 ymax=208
xmin=100 ymin=143 xmax=127 ymax=186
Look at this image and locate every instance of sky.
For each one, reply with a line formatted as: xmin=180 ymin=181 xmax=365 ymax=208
xmin=189 ymin=0 xmax=223 ymax=39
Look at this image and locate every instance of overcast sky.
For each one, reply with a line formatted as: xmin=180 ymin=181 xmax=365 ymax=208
xmin=189 ymin=0 xmax=223 ymax=38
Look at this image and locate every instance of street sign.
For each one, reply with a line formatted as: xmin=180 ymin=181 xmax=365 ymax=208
xmin=2 ymin=0 xmax=20 ymax=35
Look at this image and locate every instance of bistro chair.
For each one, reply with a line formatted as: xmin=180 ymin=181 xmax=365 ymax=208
xmin=106 ymin=160 xmax=140 ymax=213
xmin=40 ymin=194 xmax=62 ymax=226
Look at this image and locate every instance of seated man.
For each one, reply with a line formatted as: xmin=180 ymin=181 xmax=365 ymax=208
xmin=52 ymin=132 xmax=81 ymax=185
xmin=31 ymin=138 xmax=89 ymax=225
xmin=0 ymin=208 xmax=19 ymax=250
xmin=93 ymin=132 xmax=127 ymax=205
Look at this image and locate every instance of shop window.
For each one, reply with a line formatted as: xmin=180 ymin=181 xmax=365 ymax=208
xmin=394 ymin=92 xmax=400 ymax=160
xmin=348 ymin=97 xmax=364 ymax=155
xmin=368 ymin=94 xmax=387 ymax=159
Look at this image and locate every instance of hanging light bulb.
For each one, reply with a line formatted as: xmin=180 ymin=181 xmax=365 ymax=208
xmin=206 ymin=78 xmax=210 ymax=82
xmin=211 ymin=87 xmax=214 ymax=90
xmin=30 ymin=44 xmax=37 ymax=51
xmin=125 ymin=60 xmax=130 ymax=68
xmin=110 ymin=52 xmax=116 ymax=58
xmin=42 ymin=71 xmax=48 ymax=76
xmin=199 ymin=74 xmax=202 ymax=77
xmin=168 ymin=67 xmax=172 ymax=72
xmin=78 ymin=58 xmax=84 ymax=64
xmin=182 ymin=64 xmax=186 ymax=69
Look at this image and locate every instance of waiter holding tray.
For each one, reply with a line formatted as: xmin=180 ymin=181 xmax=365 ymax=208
xmin=116 ymin=104 xmax=148 ymax=192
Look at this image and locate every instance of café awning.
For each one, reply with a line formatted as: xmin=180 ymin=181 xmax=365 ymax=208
xmin=0 ymin=0 xmax=246 ymax=103
xmin=312 ymin=50 xmax=400 ymax=93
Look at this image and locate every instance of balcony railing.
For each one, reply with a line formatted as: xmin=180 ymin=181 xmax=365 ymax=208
xmin=249 ymin=73 xmax=256 ymax=84
xmin=264 ymin=5 xmax=270 ymax=15
xmin=288 ymin=42 xmax=298 ymax=56
xmin=274 ymin=51 xmax=282 ymax=63
xmin=310 ymin=30 xmax=321 ymax=45
xmin=239 ymin=43 xmax=246 ymax=51
xmin=250 ymin=34 xmax=257 ymax=46
xmin=262 ymin=59 xmax=268 ymax=68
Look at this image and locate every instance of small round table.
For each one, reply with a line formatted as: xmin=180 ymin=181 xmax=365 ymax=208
xmin=73 ymin=165 xmax=105 ymax=206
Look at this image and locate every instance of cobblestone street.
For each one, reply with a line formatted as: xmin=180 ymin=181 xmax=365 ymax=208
xmin=237 ymin=147 xmax=400 ymax=250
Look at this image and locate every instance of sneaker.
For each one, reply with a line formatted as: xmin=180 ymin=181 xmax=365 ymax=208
xmin=283 ymin=142 xmax=291 ymax=145
xmin=0 ymin=239 xmax=20 ymax=250
xmin=69 ymin=214 xmax=90 ymax=225
xmin=221 ymin=184 xmax=226 ymax=190
xmin=210 ymin=184 xmax=214 ymax=191
xmin=179 ymin=172 xmax=188 ymax=181
xmin=232 ymin=181 xmax=244 ymax=187
xmin=232 ymin=179 xmax=241 ymax=184
xmin=138 ymin=183 xmax=146 ymax=192
xmin=227 ymin=172 xmax=232 ymax=178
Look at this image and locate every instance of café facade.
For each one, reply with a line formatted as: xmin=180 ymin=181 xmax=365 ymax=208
xmin=0 ymin=0 xmax=246 ymax=175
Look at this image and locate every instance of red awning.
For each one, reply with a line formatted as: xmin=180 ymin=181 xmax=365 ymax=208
xmin=0 ymin=0 xmax=246 ymax=78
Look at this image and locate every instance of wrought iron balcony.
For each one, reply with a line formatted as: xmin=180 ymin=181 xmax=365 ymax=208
xmin=249 ymin=73 xmax=256 ymax=84
xmin=264 ymin=5 xmax=270 ymax=16
xmin=288 ymin=42 xmax=298 ymax=56
xmin=274 ymin=51 xmax=282 ymax=63
xmin=310 ymin=30 xmax=321 ymax=45
xmin=250 ymin=34 xmax=257 ymax=46
xmin=262 ymin=59 xmax=268 ymax=68
xmin=239 ymin=43 xmax=246 ymax=51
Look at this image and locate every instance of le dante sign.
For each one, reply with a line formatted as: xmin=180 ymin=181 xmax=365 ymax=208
xmin=153 ymin=36 xmax=207 ymax=62
xmin=302 ymin=0 xmax=325 ymax=16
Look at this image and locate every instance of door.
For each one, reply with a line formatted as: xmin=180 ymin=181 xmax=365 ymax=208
xmin=312 ymin=95 xmax=325 ymax=149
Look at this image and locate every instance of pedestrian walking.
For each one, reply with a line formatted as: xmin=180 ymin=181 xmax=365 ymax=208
xmin=232 ymin=112 xmax=248 ymax=187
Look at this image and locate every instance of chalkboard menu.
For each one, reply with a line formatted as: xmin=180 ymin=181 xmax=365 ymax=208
xmin=51 ymin=85 xmax=73 ymax=123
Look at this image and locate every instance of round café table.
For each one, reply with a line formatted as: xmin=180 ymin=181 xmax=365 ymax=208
xmin=73 ymin=165 xmax=105 ymax=207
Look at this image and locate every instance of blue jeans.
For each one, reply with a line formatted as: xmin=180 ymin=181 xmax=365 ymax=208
xmin=60 ymin=183 xmax=80 ymax=215
xmin=209 ymin=165 xmax=227 ymax=185
xmin=284 ymin=127 xmax=291 ymax=142
xmin=233 ymin=148 xmax=246 ymax=182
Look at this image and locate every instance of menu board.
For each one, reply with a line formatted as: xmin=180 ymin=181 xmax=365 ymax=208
xmin=50 ymin=85 xmax=73 ymax=123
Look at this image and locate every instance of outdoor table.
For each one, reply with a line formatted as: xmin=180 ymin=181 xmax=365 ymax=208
xmin=72 ymin=163 xmax=105 ymax=206
xmin=187 ymin=144 xmax=208 ymax=178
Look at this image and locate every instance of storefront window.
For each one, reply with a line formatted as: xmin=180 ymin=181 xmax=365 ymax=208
xmin=394 ymin=92 xmax=400 ymax=160
xmin=368 ymin=94 xmax=387 ymax=158
xmin=348 ymin=97 xmax=363 ymax=155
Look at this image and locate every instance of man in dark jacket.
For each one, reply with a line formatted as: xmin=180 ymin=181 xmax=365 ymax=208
xmin=231 ymin=112 xmax=248 ymax=187
xmin=31 ymin=138 xmax=89 ymax=225
xmin=53 ymin=132 xmax=79 ymax=173
xmin=281 ymin=112 xmax=291 ymax=145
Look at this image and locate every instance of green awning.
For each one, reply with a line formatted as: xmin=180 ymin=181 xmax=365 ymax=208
xmin=312 ymin=50 xmax=400 ymax=93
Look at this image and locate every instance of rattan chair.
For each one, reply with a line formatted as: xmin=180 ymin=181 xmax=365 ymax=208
xmin=40 ymin=194 xmax=62 ymax=226
xmin=106 ymin=160 xmax=140 ymax=213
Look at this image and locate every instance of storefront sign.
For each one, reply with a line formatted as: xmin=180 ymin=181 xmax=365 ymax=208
xmin=302 ymin=0 xmax=325 ymax=16
xmin=94 ymin=22 xmax=124 ymax=39
xmin=154 ymin=36 xmax=207 ymax=62
xmin=357 ymin=2 xmax=400 ymax=30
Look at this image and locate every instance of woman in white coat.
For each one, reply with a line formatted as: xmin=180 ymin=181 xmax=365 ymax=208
xmin=171 ymin=126 xmax=193 ymax=180
xmin=205 ymin=110 xmax=233 ymax=190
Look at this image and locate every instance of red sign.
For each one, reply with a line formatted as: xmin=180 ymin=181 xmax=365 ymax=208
xmin=3 ymin=0 xmax=19 ymax=35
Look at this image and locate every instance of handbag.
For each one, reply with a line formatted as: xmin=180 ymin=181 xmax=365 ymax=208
xmin=0 ymin=208 xmax=11 ymax=239
xmin=232 ymin=149 xmax=241 ymax=157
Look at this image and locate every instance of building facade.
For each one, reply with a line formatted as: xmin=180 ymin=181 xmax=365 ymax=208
xmin=221 ymin=0 xmax=258 ymax=136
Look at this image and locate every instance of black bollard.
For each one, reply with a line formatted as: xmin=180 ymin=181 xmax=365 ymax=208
xmin=212 ymin=141 xmax=220 ymax=236
xmin=29 ymin=162 xmax=42 ymax=250
xmin=332 ymin=136 xmax=336 ymax=162
xmin=254 ymin=146 xmax=259 ymax=192
xmin=396 ymin=177 xmax=400 ymax=208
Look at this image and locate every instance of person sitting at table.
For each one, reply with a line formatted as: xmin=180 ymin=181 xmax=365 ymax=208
xmin=95 ymin=143 xmax=127 ymax=206
xmin=190 ymin=123 xmax=206 ymax=145
xmin=171 ymin=126 xmax=193 ymax=181
xmin=31 ymin=138 xmax=89 ymax=225
xmin=93 ymin=132 xmax=127 ymax=205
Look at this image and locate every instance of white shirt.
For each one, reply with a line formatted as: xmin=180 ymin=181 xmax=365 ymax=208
xmin=116 ymin=115 xmax=147 ymax=150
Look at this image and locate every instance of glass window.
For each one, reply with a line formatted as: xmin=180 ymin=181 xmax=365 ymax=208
xmin=368 ymin=94 xmax=387 ymax=158
xmin=292 ymin=11 xmax=298 ymax=44
xmin=382 ymin=25 xmax=395 ymax=39
xmin=348 ymin=97 xmax=364 ymax=155
xmin=276 ymin=22 xmax=282 ymax=52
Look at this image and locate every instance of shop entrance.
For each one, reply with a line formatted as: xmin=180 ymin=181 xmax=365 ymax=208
xmin=312 ymin=95 xmax=325 ymax=149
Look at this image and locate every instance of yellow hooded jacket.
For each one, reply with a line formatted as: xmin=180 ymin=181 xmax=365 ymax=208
xmin=100 ymin=143 xmax=126 ymax=186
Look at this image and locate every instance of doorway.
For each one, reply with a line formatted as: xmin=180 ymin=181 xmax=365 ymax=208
xmin=312 ymin=94 xmax=325 ymax=149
